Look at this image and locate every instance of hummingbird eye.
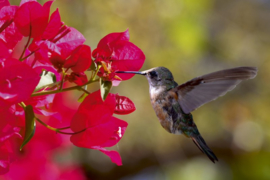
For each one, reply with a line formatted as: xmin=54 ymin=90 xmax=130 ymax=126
xmin=149 ymin=71 xmax=161 ymax=81
xmin=149 ymin=71 xmax=158 ymax=78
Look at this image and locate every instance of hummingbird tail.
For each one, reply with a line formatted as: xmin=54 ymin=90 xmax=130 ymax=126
xmin=191 ymin=135 xmax=218 ymax=163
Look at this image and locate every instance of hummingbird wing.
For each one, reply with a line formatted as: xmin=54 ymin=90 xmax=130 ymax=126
xmin=174 ymin=66 xmax=257 ymax=114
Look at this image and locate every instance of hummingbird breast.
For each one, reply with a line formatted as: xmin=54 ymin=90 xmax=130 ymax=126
xmin=150 ymin=87 xmax=183 ymax=134
xmin=149 ymin=85 xmax=198 ymax=136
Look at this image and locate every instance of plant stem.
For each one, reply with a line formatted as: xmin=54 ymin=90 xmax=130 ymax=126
xmin=21 ymin=48 xmax=39 ymax=61
xmin=35 ymin=117 xmax=86 ymax=135
xmin=91 ymin=64 xmax=101 ymax=81
xmin=34 ymin=81 xmax=61 ymax=93
xmin=32 ymin=64 xmax=101 ymax=97
xmin=60 ymin=68 xmax=66 ymax=90
xmin=31 ymin=78 xmax=99 ymax=97
xmin=20 ymin=102 xmax=27 ymax=109
xmin=35 ymin=117 xmax=58 ymax=132
xmin=19 ymin=103 xmax=85 ymax=135
xmin=57 ymin=126 xmax=70 ymax=130
xmin=79 ymin=86 xmax=91 ymax=94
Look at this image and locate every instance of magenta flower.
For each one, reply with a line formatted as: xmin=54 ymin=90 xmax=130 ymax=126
xmin=0 ymin=5 xmax=22 ymax=50
xmin=70 ymin=90 xmax=136 ymax=165
xmin=92 ymin=29 xmax=145 ymax=82
xmin=64 ymin=45 xmax=92 ymax=73
xmin=14 ymin=0 xmax=52 ymax=38
xmin=0 ymin=0 xmax=146 ymax=175
xmin=0 ymin=58 xmax=40 ymax=104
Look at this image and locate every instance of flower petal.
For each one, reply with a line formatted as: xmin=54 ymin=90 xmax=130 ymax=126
xmin=0 ymin=0 xmax=9 ymax=10
xmin=114 ymin=94 xmax=136 ymax=115
xmin=14 ymin=1 xmax=49 ymax=38
xmin=99 ymin=117 xmax=128 ymax=147
xmin=70 ymin=115 xmax=116 ymax=147
xmin=64 ymin=45 xmax=91 ymax=73
xmin=96 ymin=147 xmax=123 ymax=166
xmin=111 ymin=41 xmax=145 ymax=80
xmin=92 ymin=29 xmax=129 ymax=58
xmin=70 ymin=90 xmax=116 ymax=132
xmin=0 ymin=6 xmax=23 ymax=49
xmin=41 ymin=8 xmax=63 ymax=40
xmin=56 ymin=27 xmax=85 ymax=59
xmin=0 ymin=58 xmax=40 ymax=104
xmin=67 ymin=72 xmax=88 ymax=86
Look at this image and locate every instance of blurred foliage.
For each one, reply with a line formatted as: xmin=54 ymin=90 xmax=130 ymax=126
xmin=10 ymin=0 xmax=270 ymax=179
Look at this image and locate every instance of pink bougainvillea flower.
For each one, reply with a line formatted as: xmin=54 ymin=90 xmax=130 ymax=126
xmin=0 ymin=91 xmax=82 ymax=176
xmin=66 ymin=72 xmax=88 ymax=86
xmin=0 ymin=100 xmax=22 ymax=174
xmin=14 ymin=1 xmax=52 ymax=38
xmin=39 ymin=27 xmax=85 ymax=60
xmin=2 ymin=123 xmax=86 ymax=179
xmin=28 ymin=8 xmax=66 ymax=52
xmin=0 ymin=4 xmax=22 ymax=58
xmin=93 ymin=30 xmax=129 ymax=57
xmin=0 ymin=5 xmax=23 ymax=50
xmin=0 ymin=58 xmax=40 ymax=104
xmin=92 ymin=29 xmax=145 ymax=81
xmin=98 ymin=117 xmax=128 ymax=147
xmin=64 ymin=45 xmax=92 ymax=73
xmin=28 ymin=7 xmax=75 ymax=52
xmin=24 ymin=93 xmax=59 ymax=118
xmin=94 ymin=147 xmax=123 ymax=166
xmin=0 ymin=0 xmax=9 ymax=9
xmin=52 ymin=27 xmax=85 ymax=59
xmin=114 ymin=94 xmax=136 ymax=115
xmin=0 ymin=126 xmax=21 ymax=175
xmin=4 ymin=159 xmax=87 ymax=180
xmin=49 ymin=90 xmax=80 ymax=127
xmin=0 ymin=41 xmax=10 ymax=58
xmin=13 ymin=0 xmax=86 ymax=75
xmin=41 ymin=8 xmax=63 ymax=41
xmin=70 ymin=90 xmax=129 ymax=165
xmin=30 ymin=60 xmax=61 ymax=82
xmin=18 ymin=56 xmax=61 ymax=118
xmin=70 ymin=90 xmax=115 ymax=132
xmin=90 ymin=117 xmax=128 ymax=166
xmin=33 ymin=27 xmax=85 ymax=71
xmin=14 ymin=0 xmax=86 ymax=67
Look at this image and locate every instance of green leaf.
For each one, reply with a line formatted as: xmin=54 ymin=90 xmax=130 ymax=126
xmin=20 ymin=105 xmax=36 ymax=151
xmin=35 ymin=71 xmax=56 ymax=91
xmin=100 ymin=78 xmax=112 ymax=101
xmin=90 ymin=59 xmax=97 ymax=71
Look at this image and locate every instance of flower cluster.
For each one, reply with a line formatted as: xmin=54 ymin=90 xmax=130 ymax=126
xmin=0 ymin=0 xmax=145 ymax=176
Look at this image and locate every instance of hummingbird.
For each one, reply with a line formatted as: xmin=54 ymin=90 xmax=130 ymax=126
xmin=116 ymin=66 xmax=257 ymax=163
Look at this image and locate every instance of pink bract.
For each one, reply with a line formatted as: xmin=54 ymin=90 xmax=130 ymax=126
xmin=0 ymin=5 xmax=23 ymax=49
xmin=0 ymin=0 xmax=9 ymax=9
xmin=0 ymin=58 xmax=40 ymax=104
xmin=114 ymin=94 xmax=136 ymax=115
xmin=92 ymin=29 xmax=145 ymax=81
xmin=70 ymin=90 xmax=129 ymax=165
xmin=41 ymin=8 xmax=63 ymax=40
xmin=66 ymin=72 xmax=88 ymax=86
xmin=70 ymin=90 xmax=115 ymax=132
xmin=64 ymin=45 xmax=92 ymax=73
xmin=14 ymin=1 xmax=50 ymax=38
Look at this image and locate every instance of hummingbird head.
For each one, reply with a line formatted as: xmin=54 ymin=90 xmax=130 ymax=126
xmin=142 ymin=67 xmax=174 ymax=87
xmin=116 ymin=67 xmax=175 ymax=87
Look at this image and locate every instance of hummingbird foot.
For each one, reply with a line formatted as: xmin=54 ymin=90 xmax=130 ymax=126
xmin=191 ymin=135 xmax=218 ymax=163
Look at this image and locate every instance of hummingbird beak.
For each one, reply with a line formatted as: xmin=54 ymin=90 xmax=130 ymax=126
xmin=116 ymin=71 xmax=146 ymax=75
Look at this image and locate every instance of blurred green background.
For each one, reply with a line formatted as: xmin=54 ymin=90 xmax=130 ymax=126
xmin=12 ymin=0 xmax=270 ymax=179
